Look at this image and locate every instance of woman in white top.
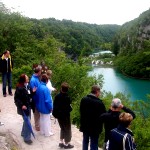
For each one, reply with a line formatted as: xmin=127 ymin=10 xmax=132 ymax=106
xmin=46 ymin=70 xmax=56 ymax=94
xmin=46 ymin=70 xmax=56 ymax=135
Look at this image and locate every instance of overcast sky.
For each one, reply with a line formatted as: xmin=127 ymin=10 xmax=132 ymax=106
xmin=1 ymin=0 xmax=150 ymax=25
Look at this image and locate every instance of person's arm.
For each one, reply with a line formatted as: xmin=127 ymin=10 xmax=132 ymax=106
xmin=11 ymin=55 xmax=13 ymax=69
xmin=52 ymin=95 xmax=60 ymax=118
xmin=29 ymin=79 xmax=38 ymax=96
xmin=45 ymin=88 xmax=53 ymax=111
xmin=47 ymin=80 xmax=56 ymax=92
xmin=99 ymin=112 xmax=106 ymax=122
xmin=101 ymin=101 xmax=106 ymax=114
xmin=121 ymin=105 xmax=136 ymax=119
xmin=14 ymin=88 xmax=24 ymax=109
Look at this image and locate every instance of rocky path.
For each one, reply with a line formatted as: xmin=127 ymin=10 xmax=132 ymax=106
xmin=0 ymin=84 xmax=102 ymax=150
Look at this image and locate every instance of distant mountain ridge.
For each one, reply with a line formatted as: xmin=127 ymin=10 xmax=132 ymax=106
xmin=112 ymin=9 xmax=150 ymax=79
xmin=38 ymin=18 xmax=120 ymax=57
xmin=113 ymin=8 xmax=150 ymax=55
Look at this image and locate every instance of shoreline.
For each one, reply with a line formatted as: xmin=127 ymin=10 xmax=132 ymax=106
xmin=90 ymin=64 xmax=150 ymax=81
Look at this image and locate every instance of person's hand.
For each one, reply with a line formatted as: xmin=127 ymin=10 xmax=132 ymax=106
xmin=53 ymin=88 xmax=57 ymax=92
xmin=32 ymin=87 xmax=37 ymax=93
xmin=120 ymin=104 xmax=124 ymax=109
xmin=22 ymin=105 xmax=27 ymax=110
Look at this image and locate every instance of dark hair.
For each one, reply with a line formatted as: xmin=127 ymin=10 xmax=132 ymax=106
xmin=41 ymin=74 xmax=48 ymax=83
xmin=61 ymin=82 xmax=69 ymax=93
xmin=3 ymin=50 xmax=9 ymax=55
xmin=17 ymin=74 xmax=26 ymax=87
xmin=91 ymin=85 xmax=100 ymax=94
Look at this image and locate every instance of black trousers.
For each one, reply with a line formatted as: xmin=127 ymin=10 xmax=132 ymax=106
xmin=57 ymin=115 xmax=72 ymax=143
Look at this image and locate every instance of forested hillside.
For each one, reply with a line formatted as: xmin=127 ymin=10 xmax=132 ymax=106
xmin=0 ymin=2 xmax=105 ymax=131
xmin=112 ymin=9 xmax=150 ymax=79
xmin=40 ymin=18 xmax=120 ymax=57
xmin=0 ymin=4 xmax=120 ymax=58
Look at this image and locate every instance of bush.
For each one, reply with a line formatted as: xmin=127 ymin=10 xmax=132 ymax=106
xmin=12 ymin=65 xmax=32 ymax=88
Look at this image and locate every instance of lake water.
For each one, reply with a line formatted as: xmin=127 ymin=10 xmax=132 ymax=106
xmin=89 ymin=66 xmax=150 ymax=101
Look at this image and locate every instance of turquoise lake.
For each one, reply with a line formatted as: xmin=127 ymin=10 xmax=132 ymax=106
xmin=89 ymin=66 xmax=150 ymax=101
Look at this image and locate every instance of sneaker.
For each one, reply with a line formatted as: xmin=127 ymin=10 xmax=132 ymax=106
xmin=64 ymin=144 xmax=74 ymax=149
xmin=24 ymin=139 xmax=33 ymax=145
xmin=3 ymin=94 xmax=6 ymax=97
xmin=51 ymin=117 xmax=54 ymax=120
xmin=50 ymin=132 xmax=54 ymax=136
xmin=45 ymin=132 xmax=54 ymax=137
xmin=59 ymin=143 xmax=64 ymax=148
xmin=0 ymin=122 xmax=4 ymax=126
xmin=9 ymin=93 xmax=13 ymax=96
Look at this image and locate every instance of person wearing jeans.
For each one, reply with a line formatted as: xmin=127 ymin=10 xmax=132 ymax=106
xmin=2 ymin=72 xmax=12 ymax=95
xmin=21 ymin=110 xmax=31 ymax=141
xmin=83 ymin=132 xmax=99 ymax=150
xmin=14 ymin=74 xmax=33 ymax=144
xmin=0 ymin=50 xmax=13 ymax=97
xmin=80 ymin=85 xmax=106 ymax=150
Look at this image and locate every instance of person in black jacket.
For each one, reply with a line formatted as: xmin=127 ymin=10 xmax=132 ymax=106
xmin=80 ymin=85 xmax=106 ymax=150
xmin=53 ymin=82 xmax=74 ymax=149
xmin=108 ymin=112 xmax=136 ymax=150
xmin=14 ymin=74 xmax=33 ymax=145
xmin=0 ymin=50 xmax=13 ymax=97
xmin=100 ymin=98 xmax=136 ymax=150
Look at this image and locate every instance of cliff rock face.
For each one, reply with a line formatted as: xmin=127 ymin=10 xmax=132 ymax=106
xmin=139 ymin=25 xmax=150 ymax=39
xmin=112 ymin=9 xmax=150 ymax=79
xmin=114 ymin=9 xmax=150 ymax=54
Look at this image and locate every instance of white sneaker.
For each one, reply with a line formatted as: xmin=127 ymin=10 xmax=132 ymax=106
xmin=0 ymin=122 xmax=4 ymax=126
xmin=50 ymin=132 xmax=54 ymax=136
xmin=50 ymin=116 xmax=54 ymax=120
xmin=44 ymin=132 xmax=54 ymax=137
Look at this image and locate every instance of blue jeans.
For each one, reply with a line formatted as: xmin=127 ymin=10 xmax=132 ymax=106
xmin=2 ymin=72 xmax=12 ymax=95
xmin=82 ymin=132 xmax=99 ymax=150
xmin=21 ymin=112 xmax=31 ymax=141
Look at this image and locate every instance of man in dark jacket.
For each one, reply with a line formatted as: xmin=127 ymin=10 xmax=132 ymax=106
xmin=100 ymin=98 xmax=136 ymax=150
xmin=0 ymin=50 xmax=13 ymax=97
xmin=80 ymin=85 xmax=106 ymax=150
xmin=53 ymin=82 xmax=74 ymax=149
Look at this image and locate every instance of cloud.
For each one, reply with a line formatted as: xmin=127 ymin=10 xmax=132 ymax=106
xmin=1 ymin=0 xmax=150 ymax=25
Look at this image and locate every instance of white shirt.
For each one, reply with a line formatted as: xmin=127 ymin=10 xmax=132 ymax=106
xmin=46 ymin=79 xmax=55 ymax=94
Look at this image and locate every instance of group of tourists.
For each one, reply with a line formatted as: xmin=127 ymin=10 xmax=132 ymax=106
xmin=0 ymin=49 xmax=137 ymax=150
xmin=80 ymin=85 xmax=136 ymax=150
